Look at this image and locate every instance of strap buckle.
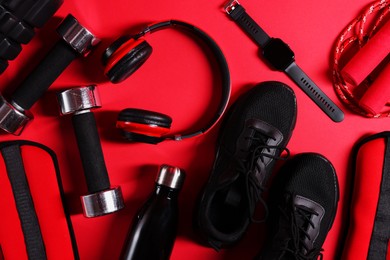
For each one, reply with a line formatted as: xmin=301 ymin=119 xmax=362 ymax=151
xmin=224 ymin=0 xmax=241 ymax=14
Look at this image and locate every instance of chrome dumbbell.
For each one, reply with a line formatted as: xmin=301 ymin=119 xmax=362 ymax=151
xmin=57 ymin=85 xmax=124 ymax=218
xmin=0 ymin=14 xmax=99 ymax=135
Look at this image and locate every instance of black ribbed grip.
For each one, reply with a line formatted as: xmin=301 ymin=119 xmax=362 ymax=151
xmin=0 ymin=0 xmax=63 ymax=74
xmin=72 ymin=112 xmax=110 ymax=194
xmin=11 ymin=40 xmax=78 ymax=110
xmin=2 ymin=0 xmax=64 ymax=28
xmin=0 ymin=6 xmax=35 ymax=44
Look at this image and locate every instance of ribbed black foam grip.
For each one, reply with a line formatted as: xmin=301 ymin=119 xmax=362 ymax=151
xmin=0 ymin=58 xmax=8 ymax=73
xmin=0 ymin=0 xmax=63 ymax=74
xmin=0 ymin=5 xmax=35 ymax=44
xmin=72 ymin=112 xmax=111 ymax=194
xmin=11 ymin=41 xmax=77 ymax=110
xmin=0 ymin=34 xmax=21 ymax=60
xmin=2 ymin=0 xmax=64 ymax=28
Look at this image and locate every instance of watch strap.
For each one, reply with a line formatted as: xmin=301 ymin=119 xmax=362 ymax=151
xmin=225 ymin=0 xmax=270 ymax=48
xmin=285 ymin=62 xmax=344 ymax=122
xmin=225 ymin=0 xmax=344 ymax=122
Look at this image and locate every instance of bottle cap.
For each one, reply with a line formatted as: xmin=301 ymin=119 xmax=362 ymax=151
xmin=156 ymin=165 xmax=185 ymax=189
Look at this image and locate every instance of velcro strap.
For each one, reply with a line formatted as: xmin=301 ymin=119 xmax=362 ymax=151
xmin=1 ymin=145 xmax=47 ymax=259
xmin=368 ymin=136 xmax=390 ymax=258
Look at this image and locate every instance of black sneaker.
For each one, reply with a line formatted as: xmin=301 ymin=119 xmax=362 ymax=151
xmin=258 ymin=153 xmax=339 ymax=260
xmin=195 ymin=81 xmax=297 ymax=250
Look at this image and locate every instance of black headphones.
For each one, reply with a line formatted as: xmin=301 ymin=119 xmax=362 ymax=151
xmin=102 ymin=20 xmax=231 ymax=144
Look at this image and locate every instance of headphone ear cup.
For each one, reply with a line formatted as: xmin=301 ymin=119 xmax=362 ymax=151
xmin=102 ymin=35 xmax=132 ymax=65
xmin=116 ymin=108 xmax=172 ymax=144
xmin=104 ymin=39 xmax=153 ymax=84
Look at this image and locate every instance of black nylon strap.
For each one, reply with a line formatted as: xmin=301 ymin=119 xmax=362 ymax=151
xmin=1 ymin=145 xmax=47 ymax=260
xmin=285 ymin=62 xmax=344 ymax=122
xmin=367 ymin=137 xmax=390 ymax=259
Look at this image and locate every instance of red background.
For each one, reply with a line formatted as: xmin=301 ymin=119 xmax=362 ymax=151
xmin=0 ymin=0 xmax=388 ymax=259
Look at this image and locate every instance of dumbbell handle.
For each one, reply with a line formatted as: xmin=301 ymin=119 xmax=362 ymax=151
xmin=11 ymin=40 xmax=78 ymax=110
xmin=72 ymin=111 xmax=111 ymax=194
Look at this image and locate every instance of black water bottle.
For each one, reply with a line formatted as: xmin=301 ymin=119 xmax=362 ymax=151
xmin=121 ymin=165 xmax=185 ymax=260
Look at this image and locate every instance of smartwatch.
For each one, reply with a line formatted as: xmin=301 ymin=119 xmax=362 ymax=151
xmin=225 ymin=0 xmax=344 ymax=122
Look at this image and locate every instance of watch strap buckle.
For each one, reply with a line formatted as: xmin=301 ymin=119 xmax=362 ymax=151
xmin=224 ymin=0 xmax=241 ymax=14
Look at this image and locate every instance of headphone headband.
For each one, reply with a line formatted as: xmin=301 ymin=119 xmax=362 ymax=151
xmin=135 ymin=20 xmax=231 ymax=141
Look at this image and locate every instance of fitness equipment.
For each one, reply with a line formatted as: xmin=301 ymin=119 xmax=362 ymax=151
xmin=341 ymin=20 xmax=390 ymax=87
xmin=224 ymin=0 xmax=344 ymax=122
xmin=57 ymin=85 xmax=124 ymax=218
xmin=0 ymin=0 xmax=64 ymax=73
xmin=102 ymin=20 xmax=231 ymax=144
xmin=332 ymin=0 xmax=389 ymax=117
xmin=359 ymin=61 xmax=390 ymax=114
xmin=341 ymin=132 xmax=390 ymax=259
xmin=0 ymin=140 xmax=79 ymax=259
xmin=0 ymin=14 xmax=99 ymax=135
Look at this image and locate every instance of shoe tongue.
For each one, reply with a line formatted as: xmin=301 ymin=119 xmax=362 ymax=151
xmin=236 ymin=119 xmax=283 ymax=159
xmin=246 ymin=119 xmax=284 ymax=186
xmin=294 ymin=206 xmax=309 ymax=229
xmin=217 ymin=119 xmax=283 ymax=188
xmin=292 ymin=195 xmax=325 ymax=255
xmin=265 ymin=195 xmax=323 ymax=260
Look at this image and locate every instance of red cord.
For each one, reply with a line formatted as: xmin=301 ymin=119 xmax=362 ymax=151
xmin=332 ymin=0 xmax=389 ymax=118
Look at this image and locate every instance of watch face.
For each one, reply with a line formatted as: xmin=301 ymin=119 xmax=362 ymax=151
xmin=262 ymin=38 xmax=295 ymax=71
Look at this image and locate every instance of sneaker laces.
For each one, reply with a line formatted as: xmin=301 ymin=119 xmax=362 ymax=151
xmin=236 ymin=128 xmax=290 ymax=223
xmin=277 ymin=197 xmax=324 ymax=260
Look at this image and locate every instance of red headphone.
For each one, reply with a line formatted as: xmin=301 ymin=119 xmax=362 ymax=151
xmin=102 ymin=20 xmax=231 ymax=144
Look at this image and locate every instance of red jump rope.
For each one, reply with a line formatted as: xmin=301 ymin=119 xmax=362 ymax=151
xmin=333 ymin=0 xmax=389 ymax=117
